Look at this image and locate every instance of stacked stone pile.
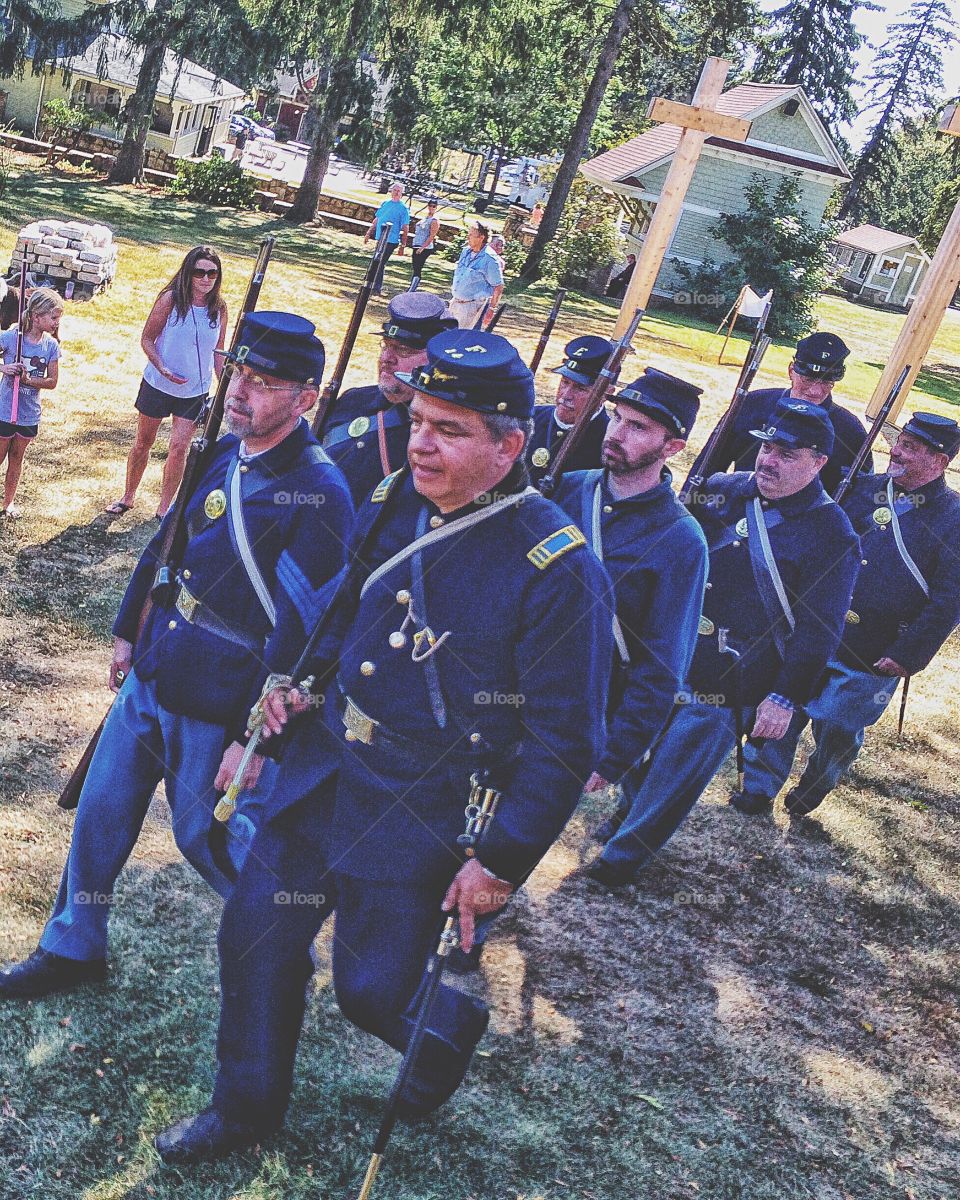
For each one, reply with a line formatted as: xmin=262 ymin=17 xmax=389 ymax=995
xmin=9 ymin=219 xmax=117 ymax=295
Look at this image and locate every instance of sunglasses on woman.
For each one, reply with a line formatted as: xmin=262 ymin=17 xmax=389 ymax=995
xmin=192 ymin=267 xmax=219 ymax=278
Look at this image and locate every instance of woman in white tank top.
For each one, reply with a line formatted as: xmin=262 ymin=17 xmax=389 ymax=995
xmin=106 ymin=245 xmax=227 ymax=519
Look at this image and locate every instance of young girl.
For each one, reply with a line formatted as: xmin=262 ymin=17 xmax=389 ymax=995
xmin=0 ymin=287 xmax=64 ymax=517
xmin=106 ymin=245 xmax=227 ymax=519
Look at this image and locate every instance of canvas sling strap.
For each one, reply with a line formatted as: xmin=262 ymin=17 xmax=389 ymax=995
xmin=887 ymin=478 xmax=930 ymax=597
xmin=579 ymin=470 xmax=630 ymax=666
xmin=226 ymin=454 xmax=277 ymax=628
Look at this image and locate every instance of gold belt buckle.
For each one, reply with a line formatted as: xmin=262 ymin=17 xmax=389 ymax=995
xmin=343 ymin=696 xmax=378 ymax=745
xmin=176 ymin=586 xmax=199 ymax=622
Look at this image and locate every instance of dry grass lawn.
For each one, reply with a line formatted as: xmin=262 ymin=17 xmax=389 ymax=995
xmin=0 ymin=163 xmax=957 ymax=1200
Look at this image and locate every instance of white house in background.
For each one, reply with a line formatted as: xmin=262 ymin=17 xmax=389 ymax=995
xmin=831 ymin=224 xmax=931 ymax=309
xmin=1 ymin=2 xmax=244 ymax=162
xmin=581 ymin=83 xmax=851 ymax=300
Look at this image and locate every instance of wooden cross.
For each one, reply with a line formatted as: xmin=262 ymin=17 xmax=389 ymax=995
xmin=865 ymin=103 xmax=960 ymax=422
xmin=613 ymin=58 xmax=751 ymax=337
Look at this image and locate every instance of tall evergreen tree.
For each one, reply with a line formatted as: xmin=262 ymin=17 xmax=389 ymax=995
xmin=753 ymin=0 xmax=871 ymax=136
xmin=839 ymin=0 xmax=958 ymax=221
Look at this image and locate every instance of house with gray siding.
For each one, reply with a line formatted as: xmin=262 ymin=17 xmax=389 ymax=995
xmin=831 ymin=224 xmax=931 ymax=309
xmin=581 ymin=84 xmax=851 ymax=301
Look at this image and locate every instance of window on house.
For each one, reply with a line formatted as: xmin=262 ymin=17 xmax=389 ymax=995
xmin=151 ymin=100 xmax=174 ymax=135
xmin=857 ymin=253 xmax=870 ymax=280
xmin=876 ymin=257 xmax=899 ymax=277
xmin=74 ymin=80 xmax=123 ymax=121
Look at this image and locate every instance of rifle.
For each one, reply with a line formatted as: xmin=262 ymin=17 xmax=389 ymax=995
xmin=408 ymin=275 xmax=421 ymax=293
xmin=539 ymin=307 xmax=644 ymax=499
xmin=529 ymin=288 xmax=566 ymax=373
xmin=57 ymin=236 xmax=276 ymax=810
xmin=897 ymin=675 xmax=910 ymax=738
xmin=311 ymin=224 xmax=392 ymax=439
xmin=354 ymin=772 xmax=501 ymax=1200
xmin=678 ymin=299 xmax=772 ymax=507
xmin=8 ymin=261 xmax=27 ymax=424
xmin=486 ymin=302 xmax=507 ymax=331
xmin=832 ymin=364 xmax=911 ymax=507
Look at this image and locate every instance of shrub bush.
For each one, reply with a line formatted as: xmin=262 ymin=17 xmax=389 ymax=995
xmin=170 ymin=156 xmax=257 ymax=209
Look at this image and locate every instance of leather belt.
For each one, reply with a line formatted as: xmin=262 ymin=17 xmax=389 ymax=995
xmin=175 ymin=584 xmax=264 ymax=652
xmin=339 ymin=689 xmax=516 ymax=763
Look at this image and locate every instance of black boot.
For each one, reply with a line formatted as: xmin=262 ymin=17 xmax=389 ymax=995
xmin=594 ymin=806 xmax=628 ymax=844
xmin=0 ymin=948 xmax=107 ymax=1000
xmin=728 ymin=790 xmax=773 ymax=816
xmin=396 ymin=1003 xmax=490 ymax=1121
xmin=785 ymin=786 xmax=826 ymax=817
xmin=154 ymin=1108 xmax=275 ymax=1164
xmin=584 ymin=857 xmax=637 ymax=890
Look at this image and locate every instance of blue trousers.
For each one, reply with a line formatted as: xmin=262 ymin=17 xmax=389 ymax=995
xmin=212 ymin=715 xmax=487 ymax=1124
xmin=744 ymin=662 xmax=899 ymax=803
xmin=600 ymin=700 xmax=750 ymax=871
xmin=40 ymin=669 xmax=274 ymax=962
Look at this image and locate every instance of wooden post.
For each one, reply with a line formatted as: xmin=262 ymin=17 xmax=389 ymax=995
xmin=613 ymin=58 xmax=751 ymax=337
xmin=865 ymin=103 xmax=960 ymax=421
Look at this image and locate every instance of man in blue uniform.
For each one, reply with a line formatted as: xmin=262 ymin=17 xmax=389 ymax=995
xmin=588 ymin=402 xmax=860 ymax=887
xmin=525 ymin=334 xmax=615 ymax=488
xmin=724 ymin=331 xmax=872 ymax=495
xmin=152 ymin=329 xmax=613 ymax=1162
xmin=550 ymin=370 xmax=708 ymax=858
xmin=320 ymin=292 xmax=456 ymax=504
xmin=0 ymin=312 xmax=354 ymax=1000
xmin=734 ymin=411 xmax=960 ymax=817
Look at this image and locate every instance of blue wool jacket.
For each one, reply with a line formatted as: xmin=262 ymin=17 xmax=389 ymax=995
xmin=322 ymin=388 xmax=410 ymax=507
xmin=837 ymin=472 xmax=960 ymax=675
xmin=553 ymin=468 xmax=708 ymax=781
xmin=113 ymin=419 xmax=354 ymax=729
xmin=525 ymin=403 xmax=608 ymax=488
xmin=688 ymin=471 xmax=860 ymax=707
xmin=310 ymin=465 xmax=613 ymax=887
xmin=726 ymin=387 xmax=873 ymax=496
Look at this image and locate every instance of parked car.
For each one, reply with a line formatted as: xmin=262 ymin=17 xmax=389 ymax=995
xmin=230 ymin=114 xmax=275 ymax=141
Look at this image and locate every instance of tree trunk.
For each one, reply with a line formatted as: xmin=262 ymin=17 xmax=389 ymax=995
xmin=287 ymin=0 xmax=372 ymax=223
xmin=487 ymin=145 xmax=506 ymax=202
xmin=519 ymin=0 xmax=637 ymax=283
xmin=108 ymin=36 xmax=168 ymax=184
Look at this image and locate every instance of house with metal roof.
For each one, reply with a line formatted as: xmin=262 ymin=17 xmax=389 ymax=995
xmin=581 ymin=83 xmax=851 ymax=301
xmin=831 ymin=224 xmax=931 ymax=309
xmin=0 ymin=2 xmax=244 ymax=162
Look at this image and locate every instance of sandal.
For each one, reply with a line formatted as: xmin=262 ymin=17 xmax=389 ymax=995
xmin=105 ymin=500 xmax=133 ymax=515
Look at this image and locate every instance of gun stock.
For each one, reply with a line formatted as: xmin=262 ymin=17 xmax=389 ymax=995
xmin=486 ymin=302 xmax=507 ymax=332
xmin=57 ymin=237 xmax=276 ymax=810
xmin=312 ymin=225 xmax=393 ymax=438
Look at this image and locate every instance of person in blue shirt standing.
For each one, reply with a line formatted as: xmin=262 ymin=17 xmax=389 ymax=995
xmin=550 ymin=370 xmax=709 ymax=879
xmin=151 ymin=330 xmax=613 ymax=1163
xmin=525 ymin=334 xmax=615 ymax=487
xmin=0 ymin=313 xmax=354 ymax=1000
xmin=588 ymin=402 xmax=860 ymax=888
xmin=734 ymin=411 xmax=960 ymax=817
xmin=449 ymin=221 xmax=504 ymax=328
xmin=364 ymin=182 xmax=410 ymax=296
